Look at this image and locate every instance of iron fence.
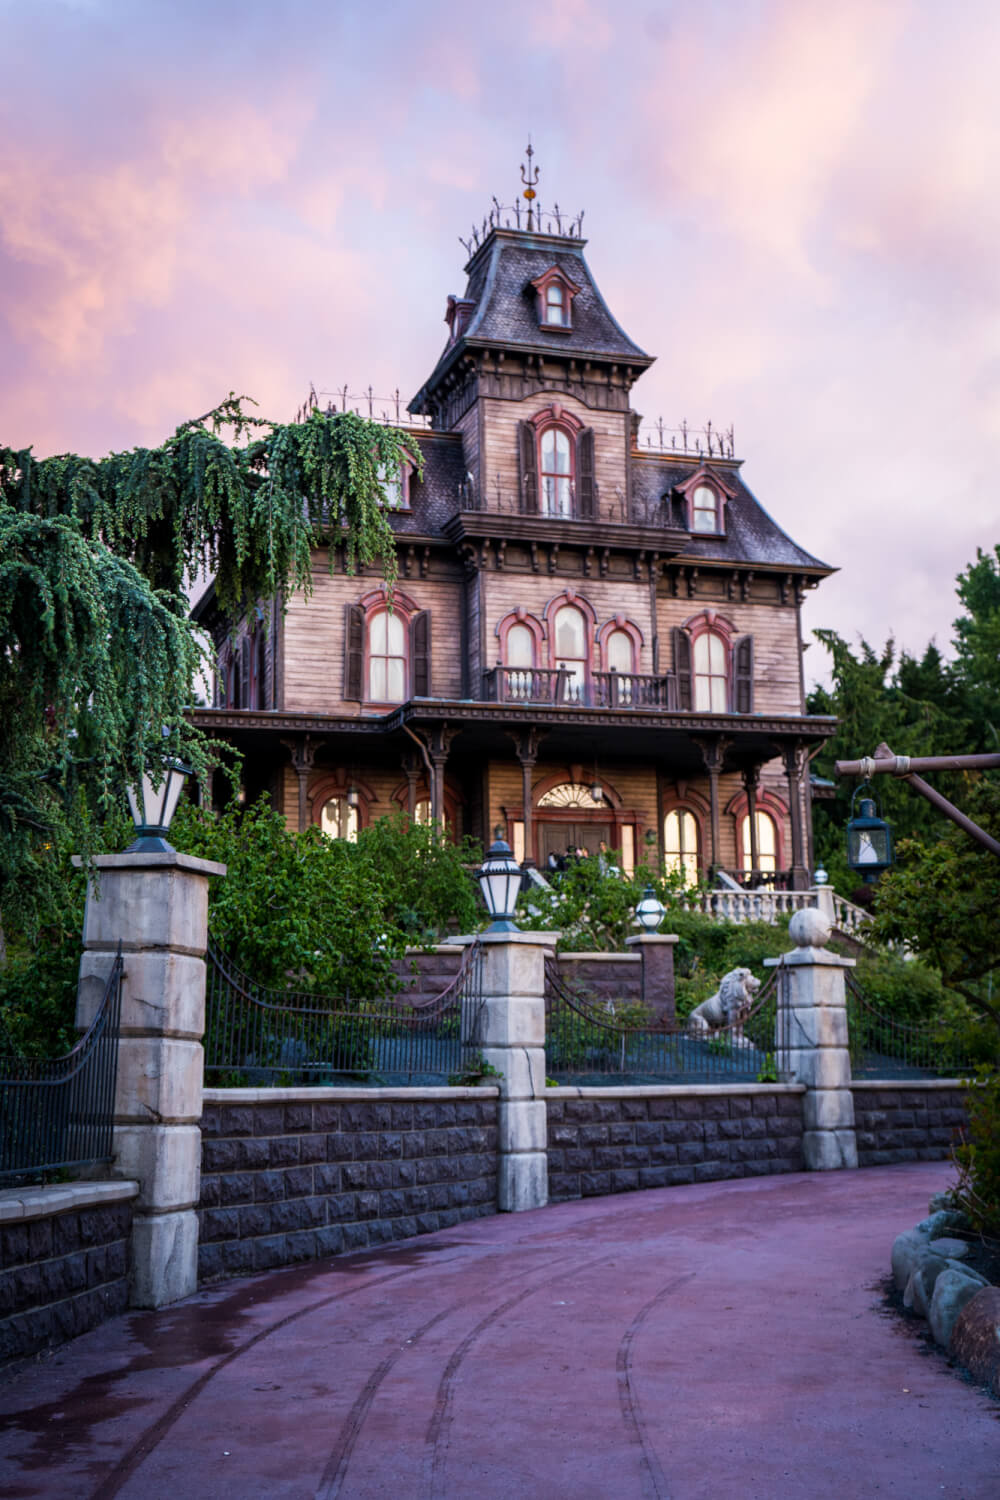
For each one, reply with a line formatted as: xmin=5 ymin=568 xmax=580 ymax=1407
xmin=845 ymin=972 xmax=992 ymax=1079
xmin=0 ymin=946 xmax=123 ymax=1184
xmin=205 ymin=942 xmax=485 ymax=1085
xmin=544 ymin=961 xmax=790 ymax=1084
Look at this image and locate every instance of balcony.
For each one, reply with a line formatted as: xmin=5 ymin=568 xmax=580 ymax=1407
xmin=482 ymin=666 xmax=679 ymax=710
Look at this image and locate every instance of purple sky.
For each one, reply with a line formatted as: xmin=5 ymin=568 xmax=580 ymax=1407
xmin=3 ymin=0 xmax=998 ymax=691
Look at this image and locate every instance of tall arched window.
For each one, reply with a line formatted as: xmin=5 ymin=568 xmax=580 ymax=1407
xmin=540 ymin=427 xmax=573 ymax=517
xmin=605 ymin=627 xmax=634 ymax=703
xmin=368 ymin=608 xmax=406 ymax=702
xmin=321 ymin=797 xmax=359 ymax=842
xmin=545 ymin=282 xmax=566 ymax=325
xmin=691 ymin=484 xmax=720 ymax=533
xmin=506 ymin=621 xmax=535 ymax=701
xmin=664 ymin=809 xmax=700 ymax=886
xmin=553 ymin=604 xmax=588 ymax=702
xmin=741 ymin=810 xmax=778 ymax=874
xmin=693 ymin=630 xmax=728 ymax=712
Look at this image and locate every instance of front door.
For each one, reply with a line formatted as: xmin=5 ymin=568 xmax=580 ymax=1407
xmin=539 ymin=821 xmax=612 ymax=868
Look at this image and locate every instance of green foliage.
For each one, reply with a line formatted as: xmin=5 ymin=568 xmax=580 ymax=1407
xmin=953 ymin=545 xmax=1000 ymax=750
xmin=352 ymin=812 xmax=482 ymax=942
xmin=953 ymin=1068 xmax=1000 ymax=1239
xmin=448 ymin=1052 xmax=504 ymax=1087
xmin=517 ymin=852 xmax=691 ymax=952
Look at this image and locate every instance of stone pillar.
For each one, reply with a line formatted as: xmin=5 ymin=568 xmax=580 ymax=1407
xmin=765 ymin=907 xmax=857 ymax=1171
xmin=624 ymin=933 xmax=679 ymax=1026
xmin=76 ymin=851 xmax=225 ymax=1307
xmin=474 ymin=931 xmax=557 ymax=1212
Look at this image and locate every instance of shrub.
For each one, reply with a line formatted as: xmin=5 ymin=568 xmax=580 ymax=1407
xmin=953 ymin=1068 xmax=1000 ymax=1239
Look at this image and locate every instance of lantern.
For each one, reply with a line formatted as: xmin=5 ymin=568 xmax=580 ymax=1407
xmin=126 ymin=756 xmax=191 ymax=853
xmin=846 ymin=785 xmax=893 ymax=883
xmin=635 ymin=885 xmax=666 ymax=932
xmin=476 ymin=836 xmax=522 ymax=931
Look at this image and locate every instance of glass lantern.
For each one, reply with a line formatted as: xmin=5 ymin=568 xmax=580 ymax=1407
xmin=846 ymin=785 xmax=894 ymax=884
xmin=635 ymin=885 xmax=666 ymax=932
xmin=126 ymin=757 xmax=191 ymax=853
xmin=476 ymin=836 xmax=523 ymax=932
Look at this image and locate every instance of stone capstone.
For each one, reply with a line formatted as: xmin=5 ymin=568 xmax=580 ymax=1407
xmin=788 ymin=907 xmax=832 ymax=950
xmin=928 ymin=1265 xmax=991 ymax=1350
xmin=950 ymin=1287 xmax=1000 ymax=1397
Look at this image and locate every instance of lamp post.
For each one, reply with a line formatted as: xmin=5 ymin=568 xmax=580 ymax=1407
xmin=846 ymin=785 xmax=893 ymax=884
xmin=125 ymin=756 xmax=191 ymax=853
xmin=476 ymin=835 xmax=523 ymax=932
xmin=635 ymin=885 xmax=666 ymax=932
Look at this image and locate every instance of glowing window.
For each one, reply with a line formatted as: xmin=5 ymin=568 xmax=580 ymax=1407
xmin=553 ymin=604 xmax=587 ymax=702
xmin=693 ymin=630 xmax=728 ymax=712
xmin=321 ymin=797 xmax=359 ymax=842
xmin=368 ymin=609 xmax=406 ymax=702
xmin=545 ymin=282 xmax=566 ymax=325
xmin=692 ymin=485 xmax=719 ymax=533
xmin=664 ymin=809 xmax=700 ymax=886
xmin=540 ymin=428 xmax=572 ymax=518
xmin=741 ymin=811 xmax=777 ymax=873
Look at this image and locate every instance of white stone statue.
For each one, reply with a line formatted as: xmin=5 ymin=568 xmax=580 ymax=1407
xmin=687 ymin=967 xmax=761 ymax=1048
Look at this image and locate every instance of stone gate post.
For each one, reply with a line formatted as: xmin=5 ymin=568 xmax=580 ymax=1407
xmin=474 ymin=931 xmax=558 ymax=1212
xmin=765 ymin=907 xmax=858 ymax=1171
xmin=624 ymin=932 xmax=679 ymax=1025
xmin=75 ymin=850 xmax=225 ymax=1307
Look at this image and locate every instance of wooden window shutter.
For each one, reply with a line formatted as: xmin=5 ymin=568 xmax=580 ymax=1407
xmin=344 ymin=603 xmax=364 ymax=700
xmin=410 ymin=610 xmax=431 ymax=697
xmin=577 ymin=428 xmax=596 ymax=518
xmin=734 ymin=634 xmax=755 ymax=714
xmin=673 ymin=628 xmax=693 ymax=710
xmin=518 ymin=422 xmax=538 ymax=514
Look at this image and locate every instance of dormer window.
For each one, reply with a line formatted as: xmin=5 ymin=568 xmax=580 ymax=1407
xmin=692 ymin=484 xmax=719 ymax=533
xmin=530 ymin=266 xmax=581 ymax=331
xmin=675 ymin=465 xmax=737 ymax=536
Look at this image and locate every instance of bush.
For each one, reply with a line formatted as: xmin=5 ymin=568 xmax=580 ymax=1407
xmin=953 ymin=1069 xmax=1000 ymax=1239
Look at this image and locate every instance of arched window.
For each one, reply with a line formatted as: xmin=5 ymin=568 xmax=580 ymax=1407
xmin=693 ymin=630 xmax=728 ymax=712
xmin=540 ymin=427 xmax=573 ymax=517
xmin=553 ymin=604 xmax=588 ymax=701
xmin=414 ymin=798 xmax=432 ymax=826
xmin=368 ymin=608 xmax=406 ymax=702
xmin=664 ymin=809 xmax=700 ymax=886
xmin=321 ymin=797 xmax=359 ymax=843
xmin=741 ymin=810 xmax=778 ymax=874
xmin=505 ymin=621 xmax=535 ymax=701
xmin=691 ymin=484 xmax=719 ymax=533
xmin=545 ymin=282 xmax=566 ymax=325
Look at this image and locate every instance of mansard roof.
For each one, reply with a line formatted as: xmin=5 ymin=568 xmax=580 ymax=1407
xmin=630 ymin=455 xmax=833 ymax=574
xmin=410 ymin=228 xmax=652 ymax=414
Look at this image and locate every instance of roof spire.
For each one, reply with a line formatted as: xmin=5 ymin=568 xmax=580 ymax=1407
xmin=520 ymin=137 xmax=539 ymax=230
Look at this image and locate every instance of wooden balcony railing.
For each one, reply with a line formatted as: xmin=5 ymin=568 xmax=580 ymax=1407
xmin=481 ymin=666 xmax=678 ymax=709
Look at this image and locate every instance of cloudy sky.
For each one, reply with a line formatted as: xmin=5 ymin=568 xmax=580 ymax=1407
xmin=3 ymin=0 xmax=998 ymax=691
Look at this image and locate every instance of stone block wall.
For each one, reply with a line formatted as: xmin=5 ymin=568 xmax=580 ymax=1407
xmin=851 ymin=1082 xmax=968 ymax=1167
xmin=546 ymin=1086 xmax=805 ymax=1201
xmin=391 ymin=946 xmax=463 ymax=1006
xmin=555 ymin=954 xmax=641 ymax=1007
xmin=0 ymin=1182 xmax=137 ymax=1368
xmin=197 ymin=1087 xmax=499 ymax=1282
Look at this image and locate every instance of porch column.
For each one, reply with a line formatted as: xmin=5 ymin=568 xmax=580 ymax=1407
xmin=426 ymin=724 xmax=458 ymax=828
xmin=783 ymin=741 xmax=810 ymax=890
xmin=401 ymin=749 xmax=421 ymax=819
xmin=743 ymin=763 xmax=760 ymax=878
xmin=695 ymin=737 xmax=730 ymax=878
xmin=280 ymin=736 xmax=317 ymax=832
xmin=508 ymin=727 xmax=545 ymax=867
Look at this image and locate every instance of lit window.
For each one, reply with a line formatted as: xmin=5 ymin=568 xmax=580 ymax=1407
xmin=414 ymin=798 xmax=432 ymax=826
xmin=620 ymin=825 xmax=635 ymax=876
xmin=664 ymin=810 xmax=700 ymax=885
xmin=368 ymin=609 xmax=406 ymax=702
xmin=545 ymin=282 xmax=566 ymax=325
xmin=540 ymin=427 xmax=573 ymax=517
xmin=321 ymin=797 xmax=358 ymax=842
xmin=693 ymin=630 xmax=728 ymax=712
xmin=506 ymin=621 xmax=535 ymax=701
xmin=741 ymin=811 xmax=777 ymax=873
xmin=691 ymin=485 xmax=719 ymax=533
xmin=511 ymin=820 xmax=525 ymax=863
xmin=553 ymin=604 xmax=587 ymax=702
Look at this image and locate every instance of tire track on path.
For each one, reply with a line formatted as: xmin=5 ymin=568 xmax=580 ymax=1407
xmin=616 ymin=1272 xmax=697 ymax=1500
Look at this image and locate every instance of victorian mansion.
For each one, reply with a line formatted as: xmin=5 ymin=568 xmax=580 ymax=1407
xmin=193 ymin=186 xmax=836 ymax=889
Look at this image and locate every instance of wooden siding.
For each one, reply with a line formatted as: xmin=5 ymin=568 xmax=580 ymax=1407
xmin=480 ymin=390 xmax=630 ymax=518
xmin=482 ymin=572 xmax=655 ymax=675
xmin=656 ymin=596 xmax=804 ymax=715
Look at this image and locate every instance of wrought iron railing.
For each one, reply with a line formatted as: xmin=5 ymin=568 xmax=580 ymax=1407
xmin=544 ymin=960 xmax=790 ymax=1084
xmin=634 ymin=417 xmax=736 ymax=461
xmin=845 ymin=972 xmax=990 ymax=1079
xmin=0 ymin=946 xmax=123 ymax=1184
xmin=205 ymin=942 xmax=484 ymax=1085
xmin=482 ymin=665 xmax=678 ymax=710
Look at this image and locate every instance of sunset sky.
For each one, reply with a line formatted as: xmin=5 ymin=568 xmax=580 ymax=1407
xmin=3 ymin=0 xmax=999 ymax=692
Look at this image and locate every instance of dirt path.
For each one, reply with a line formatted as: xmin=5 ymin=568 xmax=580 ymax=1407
xmin=1 ymin=1162 xmax=997 ymax=1499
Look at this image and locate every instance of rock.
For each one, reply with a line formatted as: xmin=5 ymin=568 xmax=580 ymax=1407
xmin=950 ymin=1287 xmax=1000 ymax=1397
xmin=928 ymin=1192 xmax=957 ymax=1214
xmin=892 ymin=1228 xmax=933 ymax=1292
xmin=916 ymin=1209 xmax=969 ymax=1237
xmin=927 ymin=1236 xmax=969 ymax=1260
xmin=903 ymin=1254 xmax=949 ymax=1318
xmin=928 ymin=1267 xmax=991 ymax=1349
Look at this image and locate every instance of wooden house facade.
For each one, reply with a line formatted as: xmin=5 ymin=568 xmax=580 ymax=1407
xmin=193 ymin=199 xmax=836 ymax=889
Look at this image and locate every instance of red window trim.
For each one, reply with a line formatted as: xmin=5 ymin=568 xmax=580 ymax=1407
xmin=308 ymin=772 xmax=375 ymax=832
xmin=674 ymin=465 xmax=737 ymax=536
xmin=495 ymin=608 xmax=546 ymax=666
xmin=357 ymin=585 xmax=420 ymax=707
xmin=542 ymin=589 xmax=598 ymax=683
xmin=529 ymin=266 xmax=582 ymax=330
xmin=596 ymin=615 xmax=644 ymax=673
xmin=683 ymin=609 xmax=736 ymax=713
xmin=725 ymin=788 xmax=789 ymax=871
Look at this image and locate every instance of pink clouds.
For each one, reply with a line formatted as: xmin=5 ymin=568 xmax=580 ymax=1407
xmin=2 ymin=0 xmax=999 ymax=683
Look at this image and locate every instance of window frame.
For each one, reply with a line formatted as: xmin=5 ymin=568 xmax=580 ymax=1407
xmin=529 ymin=266 xmax=582 ymax=331
xmin=674 ymin=465 xmax=737 ymax=537
xmin=538 ymin=423 xmax=575 ymax=518
xmin=663 ymin=807 xmax=702 ymax=886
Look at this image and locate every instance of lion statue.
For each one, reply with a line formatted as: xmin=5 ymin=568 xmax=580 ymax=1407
xmin=686 ymin=967 xmax=760 ymax=1049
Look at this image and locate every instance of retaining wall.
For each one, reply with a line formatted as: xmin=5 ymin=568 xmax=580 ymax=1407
xmin=546 ymin=1085 xmax=806 ymax=1201
xmin=851 ymin=1081 xmax=968 ymax=1167
xmin=197 ymin=1087 xmax=500 ymax=1283
xmin=0 ymin=1181 xmax=138 ymax=1368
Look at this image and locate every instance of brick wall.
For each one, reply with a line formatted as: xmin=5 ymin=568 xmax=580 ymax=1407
xmin=851 ymin=1082 xmax=968 ymax=1167
xmin=0 ymin=1183 xmax=137 ymax=1368
xmin=546 ymin=1086 xmax=805 ymax=1201
xmin=198 ymin=1088 xmax=500 ymax=1283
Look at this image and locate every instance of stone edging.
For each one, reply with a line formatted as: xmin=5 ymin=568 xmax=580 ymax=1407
xmin=546 ymin=1083 xmax=806 ymax=1099
xmin=0 ymin=1180 xmax=139 ymax=1225
xmin=202 ymin=1086 xmax=501 ymax=1104
xmin=852 ymin=1079 xmax=966 ymax=1091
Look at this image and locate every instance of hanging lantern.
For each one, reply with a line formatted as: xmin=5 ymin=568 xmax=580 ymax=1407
xmin=476 ymin=836 xmax=523 ymax=932
xmin=635 ymin=885 xmax=666 ymax=932
xmin=126 ymin=756 xmax=191 ymax=854
xmin=346 ymin=784 xmax=361 ymax=809
xmin=846 ymin=784 xmax=894 ymax=884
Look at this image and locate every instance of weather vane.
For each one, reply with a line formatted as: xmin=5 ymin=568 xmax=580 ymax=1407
xmin=520 ymin=138 xmax=539 ymax=230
